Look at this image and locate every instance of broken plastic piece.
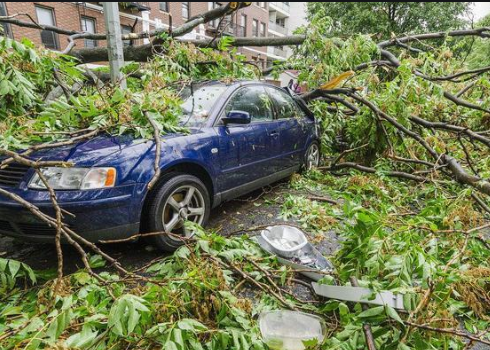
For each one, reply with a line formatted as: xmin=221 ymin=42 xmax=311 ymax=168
xmin=259 ymin=310 xmax=326 ymax=350
xmin=255 ymin=236 xmax=335 ymax=281
xmin=261 ymin=225 xmax=308 ymax=258
xmin=312 ymin=283 xmax=405 ymax=310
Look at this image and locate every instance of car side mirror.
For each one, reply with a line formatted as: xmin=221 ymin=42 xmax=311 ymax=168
xmin=222 ymin=111 xmax=251 ymax=125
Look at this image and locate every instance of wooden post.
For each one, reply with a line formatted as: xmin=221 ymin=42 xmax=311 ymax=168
xmin=102 ymin=2 xmax=126 ymax=89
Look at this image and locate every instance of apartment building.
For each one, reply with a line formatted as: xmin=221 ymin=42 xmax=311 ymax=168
xmin=0 ymin=2 xmax=305 ymax=68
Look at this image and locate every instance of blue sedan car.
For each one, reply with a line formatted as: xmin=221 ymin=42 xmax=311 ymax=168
xmin=0 ymin=81 xmax=319 ymax=251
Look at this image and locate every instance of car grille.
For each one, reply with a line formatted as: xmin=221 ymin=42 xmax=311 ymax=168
xmin=0 ymin=220 xmax=14 ymax=233
xmin=0 ymin=163 xmax=30 ymax=187
xmin=0 ymin=220 xmax=58 ymax=236
xmin=16 ymin=223 xmax=57 ymax=236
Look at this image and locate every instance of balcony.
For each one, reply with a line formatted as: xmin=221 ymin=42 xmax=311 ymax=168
xmin=269 ymin=2 xmax=290 ymax=15
xmin=268 ymin=46 xmax=288 ymax=58
xmin=268 ymin=21 xmax=288 ymax=35
xmin=208 ymin=21 xmax=246 ymax=37
xmin=274 ymin=47 xmax=288 ymax=57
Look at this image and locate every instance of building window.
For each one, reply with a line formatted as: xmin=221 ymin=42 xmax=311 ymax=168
xmin=209 ymin=2 xmax=219 ymax=27
xmin=252 ymin=19 xmax=258 ymax=37
xmin=0 ymin=2 xmax=11 ymax=38
xmin=260 ymin=22 xmax=266 ymax=37
xmin=121 ymin=25 xmax=133 ymax=47
xmin=81 ymin=16 xmax=97 ymax=48
xmin=159 ymin=2 xmax=169 ymax=12
xmin=35 ymin=6 xmax=59 ymax=50
xmin=182 ymin=2 xmax=190 ymax=21
xmin=240 ymin=14 xmax=247 ymax=37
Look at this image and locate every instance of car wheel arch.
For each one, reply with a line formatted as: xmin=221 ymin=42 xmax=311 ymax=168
xmin=139 ymin=161 xmax=215 ymax=232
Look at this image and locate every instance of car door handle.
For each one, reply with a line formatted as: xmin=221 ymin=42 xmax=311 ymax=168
xmin=269 ymin=131 xmax=279 ymax=137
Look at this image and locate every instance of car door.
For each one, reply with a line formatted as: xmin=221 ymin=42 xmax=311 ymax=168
xmin=266 ymin=87 xmax=310 ymax=170
xmin=216 ymin=85 xmax=277 ymax=192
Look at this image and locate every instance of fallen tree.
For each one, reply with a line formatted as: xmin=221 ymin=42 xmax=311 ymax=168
xmin=0 ymin=2 xmax=489 ymax=349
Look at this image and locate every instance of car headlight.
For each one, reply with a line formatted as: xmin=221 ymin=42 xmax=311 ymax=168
xmin=29 ymin=167 xmax=117 ymax=190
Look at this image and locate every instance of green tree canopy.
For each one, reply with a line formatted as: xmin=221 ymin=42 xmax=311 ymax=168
xmin=307 ymin=2 xmax=472 ymax=39
xmin=466 ymin=14 xmax=490 ymax=68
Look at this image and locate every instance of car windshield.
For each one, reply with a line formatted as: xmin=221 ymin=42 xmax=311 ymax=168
xmin=179 ymin=84 xmax=227 ymax=127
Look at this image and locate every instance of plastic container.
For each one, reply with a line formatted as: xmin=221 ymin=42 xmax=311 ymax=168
xmin=259 ymin=310 xmax=326 ymax=350
xmin=260 ymin=225 xmax=308 ymax=258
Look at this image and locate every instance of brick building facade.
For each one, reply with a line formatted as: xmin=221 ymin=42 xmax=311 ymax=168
xmin=0 ymin=2 xmax=278 ymax=68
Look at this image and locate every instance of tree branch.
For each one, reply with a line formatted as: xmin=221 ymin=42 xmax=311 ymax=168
xmin=410 ymin=116 xmax=490 ymax=148
xmin=320 ymin=162 xmax=427 ymax=182
xmin=378 ymin=27 xmax=490 ymax=48
xmin=442 ymin=154 xmax=490 ymax=195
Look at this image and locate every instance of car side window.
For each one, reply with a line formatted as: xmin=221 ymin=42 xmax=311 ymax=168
xmin=224 ymin=86 xmax=274 ymax=123
xmin=266 ymin=87 xmax=305 ymax=120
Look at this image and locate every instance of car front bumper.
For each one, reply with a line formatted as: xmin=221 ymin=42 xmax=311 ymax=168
xmin=0 ymin=183 xmax=146 ymax=243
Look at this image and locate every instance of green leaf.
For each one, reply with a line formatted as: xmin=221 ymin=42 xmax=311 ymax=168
xmin=64 ymin=326 xmax=98 ymax=348
xmin=88 ymin=254 xmax=106 ymax=268
xmin=177 ymin=318 xmax=208 ymax=332
xmin=164 ymin=340 xmax=179 ymax=350
xmin=0 ymin=80 xmax=9 ymax=95
xmin=357 ymin=306 xmax=384 ymax=318
xmin=8 ymin=260 xmax=21 ymax=278
xmin=175 ymin=246 xmax=191 ymax=259
xmin=385 ymin=305 xmax=404 ymax=324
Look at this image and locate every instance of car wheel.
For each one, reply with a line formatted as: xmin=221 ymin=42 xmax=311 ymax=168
xmin=146 ymin=173 xmax=210 ymax=252
xmin=304 ymin=142 xmax=320 ymax=171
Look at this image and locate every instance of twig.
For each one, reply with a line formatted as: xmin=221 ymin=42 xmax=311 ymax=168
xmin=350 ymin=277 xmax=377 ymax=350
xmin=307 ymin=195 xmax=339 ymax=205
xmin=144 ymin=111 xmax=162 ymax=190
xmin=404 ymin=321 xmax=490 ymax=345
xmin=99 ymin=230 xmax=193 ymax=244
xmin=36 ymin=170 xmax=63 ymax=294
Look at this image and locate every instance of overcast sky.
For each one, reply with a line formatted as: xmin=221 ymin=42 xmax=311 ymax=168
xmin=471 ymin=2 xmax=490 ymax=21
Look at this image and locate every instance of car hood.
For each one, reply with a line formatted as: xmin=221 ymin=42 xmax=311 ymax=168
xmin=29 ymin=129 xmax=199 ymax=166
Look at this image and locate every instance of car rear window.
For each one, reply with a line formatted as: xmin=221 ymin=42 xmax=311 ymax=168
xmin=179 ymin=85 xmax=227 ymax=127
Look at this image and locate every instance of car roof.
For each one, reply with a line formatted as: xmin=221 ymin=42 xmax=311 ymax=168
xmin=193 ymin=79 xmax=279 ymax=89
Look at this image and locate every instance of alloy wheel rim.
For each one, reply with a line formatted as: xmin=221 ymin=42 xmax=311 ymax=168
xmin=162 ymin=185 xmax=205 ymax=241
xmin=307 ymin=144 xmax=320 ymax=170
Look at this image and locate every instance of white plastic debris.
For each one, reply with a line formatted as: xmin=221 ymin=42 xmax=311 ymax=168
xmin=259 ymin=310 xmax=326 ymax=350
xmin=260 ymin=225 xmax=308 ymax=258
xmin=255 ymin=235 xmax=335 ymax=281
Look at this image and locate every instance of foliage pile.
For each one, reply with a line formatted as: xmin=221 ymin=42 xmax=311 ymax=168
xmin=0 ymin=230 xmax=277 ymax=349
xmin=0 ymin=35 xmax=256 ymax=149
xmin=271 ymin=9 xmax=490 ymax=201
xmin=1 ymin=170 xmax=490 ymax=348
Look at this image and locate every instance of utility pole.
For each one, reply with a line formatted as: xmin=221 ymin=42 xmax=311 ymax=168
xmin=102 ymin=2 xmax=126 ymax=89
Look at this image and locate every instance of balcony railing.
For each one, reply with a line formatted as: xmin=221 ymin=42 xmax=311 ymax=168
xmin=268 ymin=46 xmax=287 ymax=57
xmin=273 ymin=46 xmax=287 ymax=57
xmin=269 ymin=2 xmax=290 ymax=13
xmin=268 ymin=21 xmax=288 ymax=35
xmin=208 ymin=21 xmax=246 ymax=37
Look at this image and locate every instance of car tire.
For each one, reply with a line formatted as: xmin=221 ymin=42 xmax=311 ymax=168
xmin=145 ymin=173 xmax=211 ymax=252
xmin=302 ymin=141 xmax=320 ymax=172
